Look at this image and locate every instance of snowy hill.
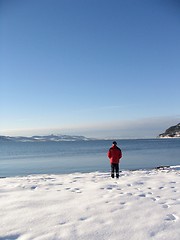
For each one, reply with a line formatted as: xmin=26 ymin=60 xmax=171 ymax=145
xmin=158 ymin=123 xmax=180 ymax=138
xmin=0 ymin=134 xmax=94 ymax=142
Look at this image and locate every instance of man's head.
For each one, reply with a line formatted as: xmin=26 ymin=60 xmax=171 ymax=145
xmin=112 ymin=141 xmax=117 ymax=145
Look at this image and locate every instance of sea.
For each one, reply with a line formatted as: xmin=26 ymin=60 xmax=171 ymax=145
xmin=0 ymin=138 xmax=180 ymax=177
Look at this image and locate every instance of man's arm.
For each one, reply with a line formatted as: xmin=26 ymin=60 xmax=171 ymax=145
xmin=107 ymin=149 xmax=111 ymax=159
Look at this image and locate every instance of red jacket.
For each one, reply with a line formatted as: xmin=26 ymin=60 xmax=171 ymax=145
xmin=107 ymin=145 xmax=122 ymax=164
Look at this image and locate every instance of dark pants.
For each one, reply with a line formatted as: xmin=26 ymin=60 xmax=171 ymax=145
xmin=111 ymin=163 xmax=119 ymax=178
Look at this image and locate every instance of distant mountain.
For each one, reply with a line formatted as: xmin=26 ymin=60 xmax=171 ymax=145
xmin=0 ymin=134 xmax=95 ymax=142
xmin=158 ymin=123 xmax=180 ymax=138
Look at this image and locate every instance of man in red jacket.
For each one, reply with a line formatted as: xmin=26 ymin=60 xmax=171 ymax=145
xmin=107 ymin=141 xmax=122 ymax=178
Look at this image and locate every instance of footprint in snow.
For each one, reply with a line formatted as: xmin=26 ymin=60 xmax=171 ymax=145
xmin=135 ymin=181 xmax=144 ymax=185
xmin=79 ymin=217 xmax=88 ymax=221
xmin=127 ymin=184 xmax=132 ymax=187
xmin=71 ymin=188 xmax=81 ymax=193
xmin=138 ymin=193 xmax=146 ymax=197
xmin=59 ymin=221 xmax=66 ymax=225
xmin=126 ymin=192 xmax=133 ymax=196
xmin=162 ymin=204 xmax=170 ymax=209
xmin=106 ymin=184 xmax=117 ymax=190
xmin=151 ymin=197 xmax=160 ymax=202
xmin=165 ymin=214 xmax=178 ymax=221
xmin=169 ymin=181 xmax=176 ymax=184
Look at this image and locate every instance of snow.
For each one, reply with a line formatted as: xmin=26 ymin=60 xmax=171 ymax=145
xmin=0 ymin=169 xmax=180 ymax=240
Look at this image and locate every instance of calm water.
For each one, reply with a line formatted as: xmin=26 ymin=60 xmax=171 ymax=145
xmin=0 ymin=139 xmax=179 ymax=177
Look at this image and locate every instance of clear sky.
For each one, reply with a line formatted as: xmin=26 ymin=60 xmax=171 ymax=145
xmin=0 ymin=0 xmax=180 ymax=138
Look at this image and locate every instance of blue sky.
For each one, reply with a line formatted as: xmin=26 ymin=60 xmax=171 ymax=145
xmin=0 ymin=0 xmax=180 ymax=138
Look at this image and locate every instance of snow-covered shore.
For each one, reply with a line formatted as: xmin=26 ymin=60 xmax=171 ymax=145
xmin=0 ymin=169 xmax=180 ymax=240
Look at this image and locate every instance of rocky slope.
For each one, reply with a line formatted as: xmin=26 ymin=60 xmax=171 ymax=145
xmin=158 ymin=123 xmax=180 ymax=138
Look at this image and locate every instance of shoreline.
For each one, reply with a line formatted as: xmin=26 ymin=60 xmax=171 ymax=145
xmin=1 ymin=165 xmax=180 ymax=179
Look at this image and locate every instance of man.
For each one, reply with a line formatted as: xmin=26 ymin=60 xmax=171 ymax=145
xmin=107 ymin=141 xmax=122 ymax=178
